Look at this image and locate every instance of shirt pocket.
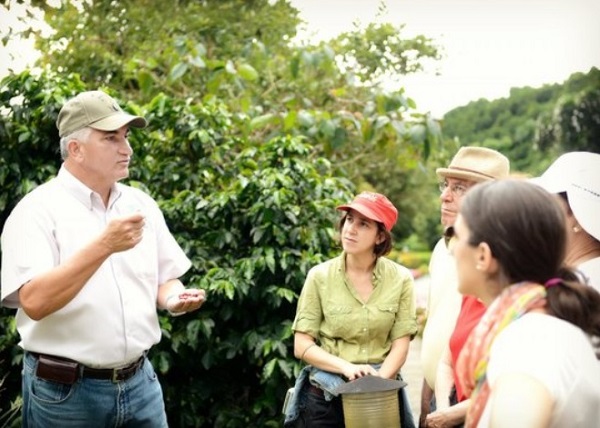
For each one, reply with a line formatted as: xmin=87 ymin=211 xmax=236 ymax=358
xmin=375 ymin=304 xmax=399 ymax=331
xmin=324 ymin=305 xmax=354 ymax=338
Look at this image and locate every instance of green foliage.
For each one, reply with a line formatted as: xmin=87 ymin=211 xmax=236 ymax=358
xmin=331 ymin=21 xmax=442 ymax=86
xmin=0 ymin=71 xmax=83 ymax=222
xmin=22 ymin=0 xmax=445 ymax=244
xmin=551 ymin=87 xmax=600 ymax=153
xmin=152 ymin=136 xmax=353 ymax=426
xmin=0 ymin=318 xmax=20 ymax=427
xmin=35 ymin=0 xmax=301 ymax=103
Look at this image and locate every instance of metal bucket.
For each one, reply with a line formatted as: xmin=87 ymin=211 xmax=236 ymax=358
xmin=334 ymin=375 xmax=406 ymax=428
xmin=341 ymin=389 xmax=400 ymax=428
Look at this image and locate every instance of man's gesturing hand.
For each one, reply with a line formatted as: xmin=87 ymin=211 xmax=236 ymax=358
xmin=101 ymin=213 xmax=146 ymax=253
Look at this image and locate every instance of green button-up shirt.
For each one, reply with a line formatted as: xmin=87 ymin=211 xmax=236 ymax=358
xmin=292 ymin=253 xmax=417 ymax=364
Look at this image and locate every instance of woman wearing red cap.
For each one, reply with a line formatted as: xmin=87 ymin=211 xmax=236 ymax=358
xmin=285 ymin=192 xmax=418 ymax=427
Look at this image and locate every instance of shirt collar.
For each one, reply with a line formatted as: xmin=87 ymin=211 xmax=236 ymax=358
xmin=339 ymin=251 xmax=383 ymax=286
xmin=57 ymin=165 xmax=122 ymax=210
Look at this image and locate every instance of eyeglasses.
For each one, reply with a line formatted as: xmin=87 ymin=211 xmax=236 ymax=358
xmin=438 ymin=181 xmax=469 ymax=197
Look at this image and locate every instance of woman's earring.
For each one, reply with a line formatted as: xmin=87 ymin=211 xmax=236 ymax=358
xmin=573 ymin=225 xmax=581 ymax=233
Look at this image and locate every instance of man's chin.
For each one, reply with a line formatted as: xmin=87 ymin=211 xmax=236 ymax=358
xmin=116 ymin=170 xmax=129 ymax=181
xmin=440 ymin=214 xmax=455 ymax=229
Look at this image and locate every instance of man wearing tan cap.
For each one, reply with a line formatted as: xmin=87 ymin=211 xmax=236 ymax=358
xmin=1 ymin=90 xmax=206 ymax=427
xmin=418 ymin=146 xmax=510 ymax=428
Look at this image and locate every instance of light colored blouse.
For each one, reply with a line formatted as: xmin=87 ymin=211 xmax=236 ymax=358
xmin=292 ymin=253 xmax=417 ymax=364
xmin=479 ymin=313 xmax=600 ymax=427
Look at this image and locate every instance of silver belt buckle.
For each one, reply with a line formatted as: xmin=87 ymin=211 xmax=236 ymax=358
xmin=111 ymin=368 xmax=121 ymax=383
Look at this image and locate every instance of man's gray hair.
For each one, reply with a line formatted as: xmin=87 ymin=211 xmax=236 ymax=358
xmin=60 ymin=127 xmax=92 ymax=160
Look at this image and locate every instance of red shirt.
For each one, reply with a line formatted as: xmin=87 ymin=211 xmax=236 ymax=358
xmin=450 ymin=295 xmax=487 ymax=402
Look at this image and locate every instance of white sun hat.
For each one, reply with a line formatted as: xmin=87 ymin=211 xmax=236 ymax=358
xmin=532 ymin=151 xmax=600 ymax=241
xmin=568 ymin=166 xmax=600 ymax=241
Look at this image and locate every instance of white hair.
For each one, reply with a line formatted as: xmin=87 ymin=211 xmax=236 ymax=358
xmin=60 ymin=127 xmax=92 ymax=160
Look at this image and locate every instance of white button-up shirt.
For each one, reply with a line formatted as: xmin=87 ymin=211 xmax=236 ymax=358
xmin=1 ymin=167 xmax=191 ymax=367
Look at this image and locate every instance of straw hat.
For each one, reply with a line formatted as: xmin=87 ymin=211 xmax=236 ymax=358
xmin=436 ymin=146 xmax=510 ymax=182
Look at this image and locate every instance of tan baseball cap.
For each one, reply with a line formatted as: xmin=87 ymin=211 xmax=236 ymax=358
xmin=57 ymin=90 xmax=147 ymax=137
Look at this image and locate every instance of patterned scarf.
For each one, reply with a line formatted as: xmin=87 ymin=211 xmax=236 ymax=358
xmin=456 ymin=282 xmax=547 ymax=427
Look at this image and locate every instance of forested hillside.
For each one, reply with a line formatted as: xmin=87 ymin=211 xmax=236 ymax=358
xmin=441 ymin=67 xmax=600 ymax=173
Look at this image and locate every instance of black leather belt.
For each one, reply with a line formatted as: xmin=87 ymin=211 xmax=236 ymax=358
xmin=83 ymin=356 xmax=145 ymax=382
xmin=31 ymin=352 xmax=145 ymax=384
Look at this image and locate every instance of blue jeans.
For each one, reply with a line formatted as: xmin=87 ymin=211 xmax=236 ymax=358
xmin=22 ymin=352 xmax=168 ymax=428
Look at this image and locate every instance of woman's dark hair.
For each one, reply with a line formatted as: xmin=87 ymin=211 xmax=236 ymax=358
xmin=559 ymin=192 xmax=600 ymax=246
xmin=337 ymin=213 xmax=393 ymax=257
xmin=461 ymin=179 xmax=600 ymax=337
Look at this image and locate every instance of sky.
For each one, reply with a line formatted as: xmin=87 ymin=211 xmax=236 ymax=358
xmin=2 ymin=0 xmax=599 ymax=118
xmin=290 ymin=0 xmax=600 ymax=117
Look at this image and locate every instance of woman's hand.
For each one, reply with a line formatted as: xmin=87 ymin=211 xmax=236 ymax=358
xmin=425 ymin=401 xmax=469 ymax=428
xmin=425 ymin=410 xmax=455 ymax=428
xmin=343 ymin=363 xmax=379 ymax=381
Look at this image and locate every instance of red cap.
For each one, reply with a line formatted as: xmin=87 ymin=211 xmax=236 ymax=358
xmin=337 ymin=192 xmax=398 ymax=231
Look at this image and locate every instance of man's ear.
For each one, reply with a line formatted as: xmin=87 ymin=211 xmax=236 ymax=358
xmin=476 ymin=242 xmax=499 ymax=274
xmin=67 ymin=139 xmax=83 ymax=160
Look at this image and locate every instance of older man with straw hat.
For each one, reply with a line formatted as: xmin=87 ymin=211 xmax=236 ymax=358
xmin=419 ymin=146 xmax=510 ymax=428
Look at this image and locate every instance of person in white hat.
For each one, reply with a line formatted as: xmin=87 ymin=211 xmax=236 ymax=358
xmin=420 ymin=146 xmax=510 ymax=428
xmin=1 ymin=90 xmax=206 ymax=427
xmin=532 ymin=151 xmax=600 ymax=292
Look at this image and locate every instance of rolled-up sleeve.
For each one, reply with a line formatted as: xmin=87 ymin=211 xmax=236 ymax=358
xmin=292 ymin=267 xmax=323 ymax=338
xmin=390 ymin=268 xmax=417 ymax=341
